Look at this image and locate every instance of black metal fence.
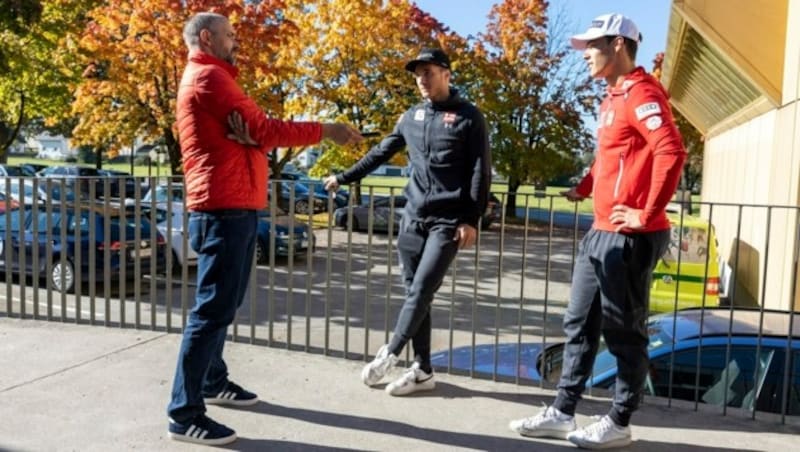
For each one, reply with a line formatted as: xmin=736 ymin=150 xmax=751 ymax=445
xmin=1 ymin=175 xmax=798 ymax=424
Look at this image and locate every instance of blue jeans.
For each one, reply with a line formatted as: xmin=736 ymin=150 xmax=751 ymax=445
xmin=167 ymin=209 xmax=257 ymax=422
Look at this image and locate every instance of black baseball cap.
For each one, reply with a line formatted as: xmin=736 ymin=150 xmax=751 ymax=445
xmin=405 ymin=48 xmax=451 ymax=72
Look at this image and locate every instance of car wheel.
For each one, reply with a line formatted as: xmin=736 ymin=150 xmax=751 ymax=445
xmin=481 ymin=217 xmax=492 ymax=230
xmin=294 ymin=199 xmax=310 ymax=214
xmin=351 ymin=216 xmax=360 ymax=231
xmin=255 ymin=240 xmax=268 ymax=264
xmin=51 ymin=258 xmax=75 ymax=293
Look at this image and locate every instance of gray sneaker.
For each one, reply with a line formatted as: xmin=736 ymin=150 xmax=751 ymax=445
xmin=361 ymin=344 xmax=398 ymax=386
xmin=566 ymin=415 xmax=632 ymax=450
xmin=509 ymin=404 xmax=577 ymax=439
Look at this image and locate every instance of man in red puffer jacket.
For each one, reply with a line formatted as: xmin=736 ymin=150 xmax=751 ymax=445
xmin=167 ymin=12 xmax=361 ymax=447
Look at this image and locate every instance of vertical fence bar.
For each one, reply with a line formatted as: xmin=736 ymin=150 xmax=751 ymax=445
xmin=517 ymin=193 xmax=530 ymax=386
xmin=750 ymin=206 xmax=772 ymax=420
xmin=31 ymin=179 xmax=40 ymax=319
xmin=133 ymin=183 xmax=142 ymax=329
xmin=363 ymin=186 xmax=375 ymax=359
xmin=87 ymin=180 xmax=96 ymax=324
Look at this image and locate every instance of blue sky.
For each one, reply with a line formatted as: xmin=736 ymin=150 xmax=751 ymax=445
xmin=414 ymin=0 xmax=672 ymax=68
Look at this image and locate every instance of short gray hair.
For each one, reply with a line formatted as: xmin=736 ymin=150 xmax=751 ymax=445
xmin=183 ymin=12 xmax=227 ymax=49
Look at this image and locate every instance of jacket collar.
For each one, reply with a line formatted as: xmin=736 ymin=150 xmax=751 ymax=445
xmin=607 ymin=66 xmax=648 ymax=95
xmin=188 ymin=49 xmax=239 ymax=79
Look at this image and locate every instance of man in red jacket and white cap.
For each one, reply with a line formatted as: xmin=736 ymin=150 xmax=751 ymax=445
xmin=509 ymin=13 xmax=686 ymax=450
xmin=166 ymin=12 xmax=361 ymax=446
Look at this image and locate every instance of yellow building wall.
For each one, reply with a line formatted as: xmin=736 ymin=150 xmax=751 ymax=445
xmin=688 ymin=0 xmax=800 ymax=311
xmin=674 ymin=0 xmax=787 ymax=104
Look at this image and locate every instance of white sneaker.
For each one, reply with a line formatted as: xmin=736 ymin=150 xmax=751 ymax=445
xmin=566 ymin=415 xmax=632 ymax=449
xmin=385 ymin=362 xmax=435 ymax=396
xmin=508 ymin=404 xmax=577 ymax=439
xmin=361 ymin=344 xmax=398 ymax=386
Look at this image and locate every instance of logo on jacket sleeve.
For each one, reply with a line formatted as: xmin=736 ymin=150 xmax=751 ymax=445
xmin=634 ymin=102 xmax=661 ymax=120
xmin=645 ymin=115 xmax=663 ymax=130
xmin=414 ymin=109 xmax=425 ymax=121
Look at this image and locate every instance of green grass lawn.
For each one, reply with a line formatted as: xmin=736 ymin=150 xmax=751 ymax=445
xmin=357 ymin=175 xmax=595 ymax=214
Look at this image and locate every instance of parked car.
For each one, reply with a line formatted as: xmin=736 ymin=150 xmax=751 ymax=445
xmin=278 ymin=171 xmax=349 ymax=210
xmin=0 ymin=164 xmax=25 ymax=177
xmin=39 ymin=165 xmax=129 ymax=199
xmin=334 ymin=195 xmax=406 ymax=233
xmin=649 ymin=214 xmax=723 ymax=312
xmin=139 ymin=202 xmax=197 ymax=267
xmin=431 ymin=308 xmax=800 ymax=415
xmin=269 ymin=180 xmax=326 ymax=215
xmin=21 ymin=163 xmax=49 ymax=176
xmin=97 ymin=169 xmax=139 ymax=199
xmin=0 ymin=192 xmax=19 ymax=213
xmin=334 ymin=194 xmax=503 ymax=233
xmin=482 ymin=194 xmax=502 ymax=229
xmin=6 ymin=179 xmax=79 ymax=204
xmin=0 ymin=202 xmax=167 ymax=292
xmin=255 ymin=211 xmax=316 ymax=263
xmin=143 ymin=182 xmax=184 ymax=204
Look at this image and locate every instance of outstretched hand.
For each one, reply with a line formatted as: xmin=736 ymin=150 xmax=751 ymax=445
xmin=323 ymin=175 xmax=340 ymax=192
xmin=226 ymin=111 xmax=258 ymax=146
xmin=321 ymin=123 xmax=363 ymax=146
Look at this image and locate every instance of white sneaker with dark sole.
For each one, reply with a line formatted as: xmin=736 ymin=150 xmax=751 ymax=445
xmin=385 ymin=362 xmax=435 ymax=396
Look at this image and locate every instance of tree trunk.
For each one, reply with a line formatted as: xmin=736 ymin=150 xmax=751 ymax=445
xmin=506 ymin=177 xmax=521 ymax=219
xmin=164 ymin=128 xmax=182 ymax=175
xmin=0 ymin=91 xmax=26 ymax=164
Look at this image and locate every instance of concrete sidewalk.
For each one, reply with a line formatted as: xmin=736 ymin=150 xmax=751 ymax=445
xmin=1 ymin=318 xmax=797 ymax=452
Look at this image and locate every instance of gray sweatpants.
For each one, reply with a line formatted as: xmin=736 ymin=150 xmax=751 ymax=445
xmin=553 ymin=228 xmax=670 ymax=426
xmin=388 ymin=218 xmax=459 ymax=368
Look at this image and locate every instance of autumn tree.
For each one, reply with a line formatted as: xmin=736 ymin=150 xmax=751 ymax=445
xmin=475 ymin=0 xmax=599 ymax=217
xmin=0 ymin=0 xmax=91 ymax=161
xmin=280 ymin=0 xmax=460 ymax=182
xmin=71 ymin=0 xmax=290 ymax=174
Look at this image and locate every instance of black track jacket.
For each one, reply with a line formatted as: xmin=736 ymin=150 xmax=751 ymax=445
xmin=337 ymin=88 xmax=491 ymax=227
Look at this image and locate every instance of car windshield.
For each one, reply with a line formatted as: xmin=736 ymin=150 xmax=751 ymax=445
xmin=666 ymin=224 xmax=711 ymax=264
xmin=593 ymin=320 xmax=675 ymax=375
xmin=144 ymin=185 xmax=184 ymax=203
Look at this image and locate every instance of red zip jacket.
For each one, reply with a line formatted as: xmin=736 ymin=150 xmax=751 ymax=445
xmin=176 ymin=50 xmax=322 ymax=211
xmin=576 ymin=67 xmax=686 ymax=233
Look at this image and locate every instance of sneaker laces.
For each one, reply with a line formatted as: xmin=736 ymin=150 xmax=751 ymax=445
xmin=521 ymin=403 xmax=562 ymax=428
xmin=579 ymin=416 xmax=617 ymax=439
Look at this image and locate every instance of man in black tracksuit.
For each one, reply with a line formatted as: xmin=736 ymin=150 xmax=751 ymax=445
xmin=324 ymin=47 xmax=491 ymax=396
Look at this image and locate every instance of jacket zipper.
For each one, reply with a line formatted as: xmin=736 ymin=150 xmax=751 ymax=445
xmin=613 ymin=155 xmax=624 ymax=198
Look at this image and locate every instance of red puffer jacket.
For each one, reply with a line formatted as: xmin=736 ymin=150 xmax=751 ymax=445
xmin=176 ymin=50 xmax=322 ymax=211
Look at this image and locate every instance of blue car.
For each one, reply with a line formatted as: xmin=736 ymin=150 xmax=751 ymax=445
xmin=254 ymin=211 xmax=316 ymax=263
xmin=431 ymin=308 xmax=800 ymax=415
xmin=0 ymin=203 xmax=167 ymax=292
xmin=279 ymin=171 xmax=349 ymax=210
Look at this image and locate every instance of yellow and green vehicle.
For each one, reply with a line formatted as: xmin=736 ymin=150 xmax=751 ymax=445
xmin=649 ymin=214 xmax=722 ymax=313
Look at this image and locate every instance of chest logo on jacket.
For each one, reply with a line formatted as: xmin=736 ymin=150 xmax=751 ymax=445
xmin=414 ymin=109 xmax=425 ymax=121
xmin=443 ymin=112 xmax=457 ymax=128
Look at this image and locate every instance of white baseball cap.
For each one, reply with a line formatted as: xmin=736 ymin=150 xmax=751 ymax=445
xmin=570 ymin=13 xmax=642 ymax=50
